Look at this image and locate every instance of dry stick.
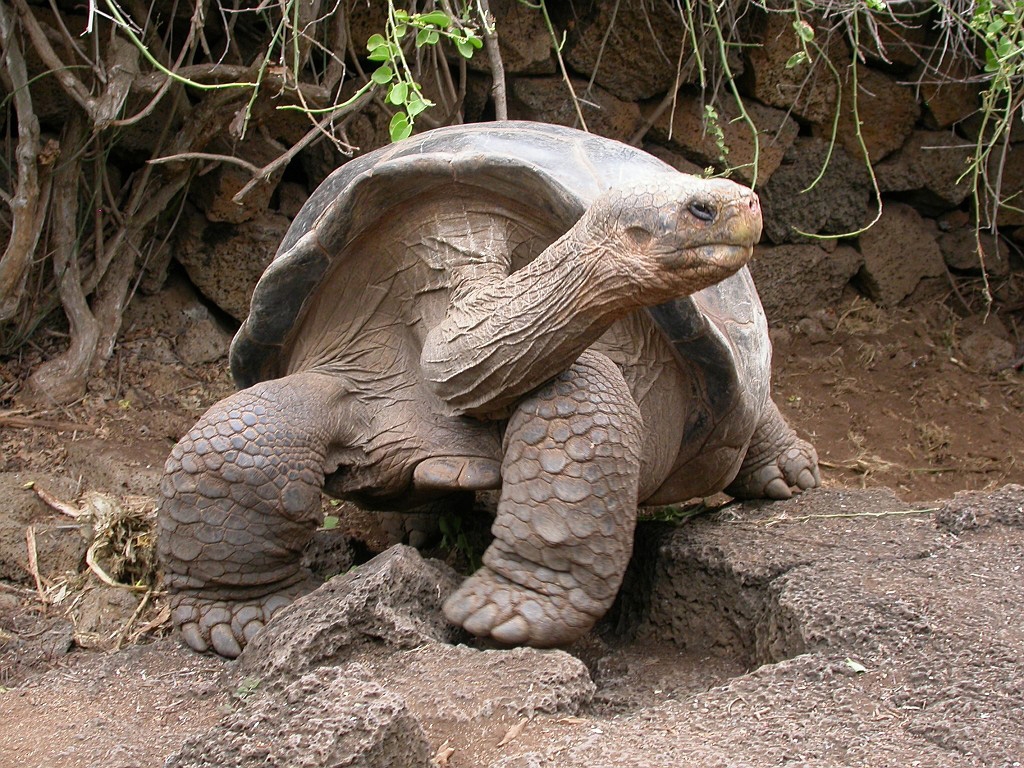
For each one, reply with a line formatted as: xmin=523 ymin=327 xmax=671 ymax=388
xmin=10 ymin=0 xmax=97 ymax=116
xmin=85 ymin=539 xmax=147 ymax=592
xmin=629 ymin=57 xmax=685 ymax=147
xmin=322 ymin=1 xmax=351 ymax=93
xmin=0 ymin=2 xmax=45 ymax=322
xmin=583 ymin=0 xmax=620 ymax=102
xmin=23 ymin=115 xmax=101 ymax=404
xmin=31 ymin=485 xmax=87 ymax=518
xmin=24 ymin=526 xmax=47 ymax=604
xmin=739 ymin=508 xmax=939 ymax=528
xmin=113 ymin=588 xmax=153 ymax=650
xmin=130 ymin=604 xmax=170 ymax=643
xmin=231 ymin=88 xmax=375 ymax=204
xmin=91 ymin=240 xmax=138 ymax=368
xmin=0 ymin=581 xmax=37 ymax=597
xmin=91 ymin=34 xmax=141 ymax=129
xmin=0 ymin=412 xmax=92 ymax=432
xmin=477 ymin=0 xmax=508 ymax=120
xmin=531 ymin=0 xmax=588 ymax=131
xmin=110 ymin=0 xmax=203 ymax=129
xmin=148 ymin=152 xmax=264 ymax=174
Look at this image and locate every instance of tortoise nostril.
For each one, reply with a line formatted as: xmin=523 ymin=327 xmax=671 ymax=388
xmin=688 ymin=200 xmax=716 ymax=223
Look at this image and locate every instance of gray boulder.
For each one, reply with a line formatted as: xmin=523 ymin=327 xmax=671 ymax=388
xmin=759 ymin=138 xmax=873 ymax=243
xmin=237 ymin=545 xmax=463 ymax=686
xmin=166 ymin=668 xmax=432 ymax=768
xmin=856 ymin=202 xmax=945 ymax=306
xmin=748 ymin=243 xmax=863 ymax=323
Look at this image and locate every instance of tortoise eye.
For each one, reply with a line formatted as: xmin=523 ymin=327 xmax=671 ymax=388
xmin=688 ymin=201 xmax=716 ymax=222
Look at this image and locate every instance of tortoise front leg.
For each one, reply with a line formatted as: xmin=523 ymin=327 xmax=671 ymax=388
xmin=444 ymin=350 xmax=643 ymax=645
xmin=726 ymin=399 xmax=820 ymax=500
xmin=158 ymin=372 xmax=352 ymax=657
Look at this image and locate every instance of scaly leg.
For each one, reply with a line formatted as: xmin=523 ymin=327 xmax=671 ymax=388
xmin=158 ymin=372 xmax=351 ymax=657
xmin=726 ymin=399 xmax=820 ymax=500
xmin=444 ymin=350 xmax=643 ymax=646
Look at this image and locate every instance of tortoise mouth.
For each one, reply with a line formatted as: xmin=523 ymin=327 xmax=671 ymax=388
xmin=662 ymin=242 xmax=754 ymax=274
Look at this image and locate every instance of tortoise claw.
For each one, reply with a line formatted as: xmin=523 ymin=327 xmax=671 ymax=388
xmin=412 ymin=456 xmax=502 ymax=492
xmin=170 ymin=580 xmax=314 ymax=658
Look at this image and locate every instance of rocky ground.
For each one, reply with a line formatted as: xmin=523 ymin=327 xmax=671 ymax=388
xmin=0 ymin=267 xmax=1022 ymax=767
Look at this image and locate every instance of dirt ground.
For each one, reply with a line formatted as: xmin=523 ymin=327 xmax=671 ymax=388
xmin=0 ymin=272 xmax=1021 ymax=767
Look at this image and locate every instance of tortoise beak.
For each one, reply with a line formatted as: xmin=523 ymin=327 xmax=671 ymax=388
xmin=727 ymin=190 xmax=763 ymax=247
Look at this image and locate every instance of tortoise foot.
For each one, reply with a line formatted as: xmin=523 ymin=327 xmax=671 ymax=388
xmin=728 ymin=436 xmax=820 ymax=499
xmin=728 ymin=401 xmax=820 ymax=500
xmin=444 ymin=565 xmax=597 ymax=646
xmin=170 ymin=579 xmax=315 ymax=658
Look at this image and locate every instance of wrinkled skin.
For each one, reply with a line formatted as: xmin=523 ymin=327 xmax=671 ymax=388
xmin=158 ymin=144 xmax=819 ymax=658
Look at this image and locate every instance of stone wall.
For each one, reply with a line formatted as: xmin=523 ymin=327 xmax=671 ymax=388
xmin=175 ymin=0 xmax=1022 ymax=329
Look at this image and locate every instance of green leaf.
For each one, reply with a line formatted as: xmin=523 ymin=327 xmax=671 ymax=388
xmin=456 ymin=38 xmax=476 ymax=58
xmin=793 ymin=19 xmax=815 ymax=42
xmin=417 ymin=10 xmax=451 ymax=27
xmin=366 ymin=33 xmax=386 ymax=51
xmin=388 ymin=81 xmax=408 ymax=105
xmin=389 ymin=111 xmax=412 ymax=142
xmin=367 ymin=46 xmax=390 ymax=62
xmin=394 ymin=24 xmax=408 ymax=39
xmin=371 ymin=65 xmax=393 ymax=85
xmin=322 ymin=515 xmax=339 ymax=530
xmin=425 ymin=29 xmax=440 ymax=45
xmin=393 ymin=9 xmax=409 ymax=21
xmin=406 ymin=93 xmax=431 ymax=117
xmin=985 ymin=46 xmax=1000 ymax=72
xmin=785 ymin=51 xmax=808 ymax=69
xmin=416 ymin=27 xmax=432 ymax=47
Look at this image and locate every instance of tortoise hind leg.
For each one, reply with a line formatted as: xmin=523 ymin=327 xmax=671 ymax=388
xmin=726 ymin=399 xmax=820 ymax=500
xmin=444 ymin=350 xmax=643 ymax=646
xmin=158 ymin=372 xmax=351 ymax=657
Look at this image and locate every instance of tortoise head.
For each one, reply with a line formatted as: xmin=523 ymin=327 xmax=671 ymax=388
xmin=580 ymin=174 xmax=762 ymax=301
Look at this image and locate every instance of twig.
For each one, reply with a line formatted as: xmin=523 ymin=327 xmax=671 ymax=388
xmin=21 ymin=113 xmax=100 ymax=404
xmin=477 ymin=0 xmax=507 ymax=120
xmin=147 ymin=153 xmax=263 ymax=174
xmin=113 ymin=588 xmax=153 ymax=649
xmin=0 ymin=1 xmax=46 ymax=322
xmin=0 ymin=414 xmax=95 ymax=433
xmin=24 ymin=526 xmax=48 ymax=604
xmin=31 ymin=485 xmax=87 ymax=518
xmin=738 ymin=508 xmax=938 ymax=528
xmin=629 ymin=51 xmax=686 ymax=146
xmin=528 ymin=0 xmax=588 ymax=131
xmin=10 ymin=0 xmax=97 ymax=115
xmin=0 ymin=582 xmax=37 ymax=597
xmin=85 ymin=540 xmax=148 ymax=592
xmin=231 ymin=90 xmax=372 ymax=204
xmin=130 ymin=603 xmax=170 ymax=643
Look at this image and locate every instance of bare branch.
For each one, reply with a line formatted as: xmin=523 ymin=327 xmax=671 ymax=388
xmin=22 ymin=115 xmax=99 ymax=405
xmin=93 ymin=32 xmax=141 ymax=129
xmin=0 ymin=1 xmax=46 ymax=322
xmin=231 ymin=88 xmax=373 ymax=203
xmin=477 ymin=0 xmax=508 ymax=120
xmin=10 ymin=0 xmax=98 ymax=117
xmin=148 ymin=152 xmax=264 ymax=174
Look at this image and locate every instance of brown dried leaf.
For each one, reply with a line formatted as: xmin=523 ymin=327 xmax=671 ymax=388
xmin=496 ymin=717 xmax=530 ymax=748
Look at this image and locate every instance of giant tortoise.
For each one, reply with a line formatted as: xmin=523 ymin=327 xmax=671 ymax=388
xmin=158 ymin=121 xmax=820 ymax=658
